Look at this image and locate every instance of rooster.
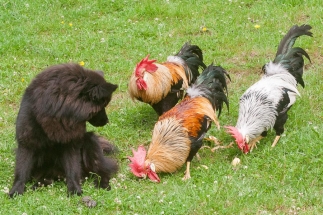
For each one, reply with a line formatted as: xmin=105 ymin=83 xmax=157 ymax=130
xmin=128 ymin=42 xmax=206 ymax=116
xmin=226 ymin=24 xmax=312 ymax=153
xmin=128 ymin=64 xmax=230 ymax=181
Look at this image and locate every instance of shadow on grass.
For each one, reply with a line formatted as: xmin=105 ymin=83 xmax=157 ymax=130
xmin=124 ymin=104 xmax=158 ymax=130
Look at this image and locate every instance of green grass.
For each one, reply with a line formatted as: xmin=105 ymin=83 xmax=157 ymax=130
xmin=1 ymin=0 xmax=323 ymax=214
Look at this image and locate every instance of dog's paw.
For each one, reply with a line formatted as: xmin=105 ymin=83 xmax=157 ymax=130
xmin=67 ymin=183 xmax=82 ymax=196
xmin=8 ymin=184 xmax=25 ymax=198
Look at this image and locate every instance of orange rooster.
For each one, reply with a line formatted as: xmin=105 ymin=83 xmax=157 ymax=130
xmin=128 ymin=42 xmax=206 ymax=115
xmin=128 ymin=64 xmax=230 ymax=182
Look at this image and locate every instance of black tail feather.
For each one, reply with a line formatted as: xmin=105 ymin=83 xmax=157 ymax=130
xmin=176 ymin=42 xmax=204 ymax=61
xmin=269 ymin=24 xmax=312 ymax=88
xmin=190 ymin=64 xmax=230 ymax=117
xmin=176 ymin=42 xmax=206 ymax=83
xmin=275 ymin=24 xmax=312 ymax=57
xmin=214 ymin=88 xmax=229 ymax=117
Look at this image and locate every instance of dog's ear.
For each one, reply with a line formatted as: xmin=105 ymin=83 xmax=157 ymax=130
xmin=88 ymin=82 xmax=118 ymax=102
xmin=96 ymin=70 xmax=104 ymax=77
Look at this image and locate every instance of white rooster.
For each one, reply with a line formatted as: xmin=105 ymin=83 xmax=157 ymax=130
xmin=226 ymin=24 xmax=312 ymax=153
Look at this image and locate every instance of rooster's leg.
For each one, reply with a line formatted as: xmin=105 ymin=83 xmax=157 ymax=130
xmin=200 ymin=146 xmax=211 ymax=155
xmin=271 ymin=135 xmax=281 ymax=147
xmin=202 ymin=136 xmax=234 ymax=153
xmin=196 ymin=153 xmax=201 ymax=161
xmin=211 ymin=142 xmax=234 ymax=152
xmin=248 ymin=136 xmax=263 ymax=151
xmin=182 ymin=162 xmax=191 ymax=180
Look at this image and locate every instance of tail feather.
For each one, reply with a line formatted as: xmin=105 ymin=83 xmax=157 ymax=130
xmin=275 ymin=24 xmax=312 ymax=57
xmin=283 ymin=47 xmax=311 ymax=63
xmin=176 ymin=42 xmax=204 ymax=60
xmin=175 ymin=42 xmax=206 ymax=83
xmin=187 ymin=64 xmax=230 ymax=117
xmin=271 ymin=24 xmax=312 ymax=88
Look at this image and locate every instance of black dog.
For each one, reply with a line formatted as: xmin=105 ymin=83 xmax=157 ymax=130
xmin=9 ymin=63 xmax=118 ymax=197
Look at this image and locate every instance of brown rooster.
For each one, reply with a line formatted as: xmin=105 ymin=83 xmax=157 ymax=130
xmin=128 ymin=64 xmax=230 ymax=182
xmin=128 ymin=42 xmax=206 ymax=115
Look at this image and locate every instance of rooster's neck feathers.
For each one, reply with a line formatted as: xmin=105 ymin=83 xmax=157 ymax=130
xmin=129 ymin=64 xmax=173 ymax=103
xmin=146 ymin=117 xmax=191 ymax=173
xmin=237 ymin=82 xmax=282 ymax=138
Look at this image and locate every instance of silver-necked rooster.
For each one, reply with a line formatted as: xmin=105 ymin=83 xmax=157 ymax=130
xmin=226 ymin=24 xmax=312 ymax=153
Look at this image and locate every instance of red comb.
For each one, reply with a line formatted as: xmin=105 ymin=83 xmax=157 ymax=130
xmin=128 ymin=145 xmax=147 ymax=178
xmin=135 ymin=55 xmax=158 ymax=77
xmin=224 ymin=126 xmax=249 ymax=153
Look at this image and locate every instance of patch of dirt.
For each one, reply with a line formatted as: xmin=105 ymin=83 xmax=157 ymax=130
xmin=307 ymin=50 xmax=323 ymax=67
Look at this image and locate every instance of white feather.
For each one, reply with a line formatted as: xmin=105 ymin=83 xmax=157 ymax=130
xmin=166 ymin=56 xmax=186 ymax=66
xmin=236 ymin=63 xmax=300 ymax=141
xmin=264 ymin=61 xmax=287 ymax=75
xmin=186 ymin=85 xmax=210 ymax=98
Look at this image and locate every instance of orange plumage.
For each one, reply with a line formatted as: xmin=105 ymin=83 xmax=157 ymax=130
xmin=145 ymin=97 xmax=218 ymax=175
xmin=128 ymin=42 xmax=206 ymax=115
xmin=160 ymin=97 xmax=219 ymax=138
xmin=129 ymin=64 xmax=230 ymax=182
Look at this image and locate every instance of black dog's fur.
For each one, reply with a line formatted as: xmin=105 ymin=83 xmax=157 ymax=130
xmin=9 ymin=63 xmax=118 ymax=197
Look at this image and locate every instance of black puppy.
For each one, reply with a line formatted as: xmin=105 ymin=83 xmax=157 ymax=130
xmin=9 ymin=63 xmax=118 ymax=197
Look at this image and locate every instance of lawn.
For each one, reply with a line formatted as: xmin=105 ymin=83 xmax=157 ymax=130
xmin=1 ymin=0 xmax=322 ymax=214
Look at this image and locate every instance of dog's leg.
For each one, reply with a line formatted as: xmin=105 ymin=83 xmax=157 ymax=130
xmin=82 ymin=133 xmax=118 ymax=189
xmin=96 ymin=156 xmax=118 ymax=189
xmin=9 ymin=146 xmax=35 ymax=197
xmin=61 ymin=145 xmax=82 ymax=196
